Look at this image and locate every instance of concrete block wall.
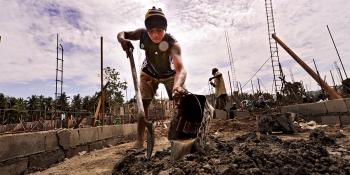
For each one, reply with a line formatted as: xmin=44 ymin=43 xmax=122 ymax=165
xmin=0 ymin=124 xmax=137 ymax=175
xmin=214 ymin=109 xmax=228 ymax=120
xmin=280 ymin=98 xmax=350 ymax=126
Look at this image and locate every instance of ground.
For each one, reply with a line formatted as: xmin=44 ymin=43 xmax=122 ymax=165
xmin=30 ymin=113 xmax=350 ymax=175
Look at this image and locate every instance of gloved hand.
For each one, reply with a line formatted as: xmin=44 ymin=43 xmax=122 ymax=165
xmin=120 ymin=39 xmax=134 ymax=52
xmin=209 ymin=77 xmax=213 ymax=81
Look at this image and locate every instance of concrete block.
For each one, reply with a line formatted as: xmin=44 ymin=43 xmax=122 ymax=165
xmin=104 ymin=137 xmax=119 ymax=146
xmin=114 ymin=125 xmax=124 ymax=137
xmin=343 ymin=98 xmax=350 ymax=112
xmin=122 ymin=124 xmax=137 ymax=137
xmin=0 ymin=158 xmax=28 ymax=175
xmin=297 ymin=104 xmax=310 ymax=115
xmin=214 ymin=109 xmax=227 ymax=120
xmin=282 ymin=103 xmax=328 ymax=116
xmin=65 ymin=145 xmax=89 ymax=158
xmin=97 ymin=125 xmax=115 ymax=140
xmin=281 ymin=105 xmax=294 ymax=113
xmin=307 ymin=116 xmax=322 ymax=124
xmin=306 ymin=103 xmax=327 ymax=115
xmin=0 ymin=132 xmax=45 ymax=162
xmin=79 ymin=127 xmax=99 ymax=144
xmin=57 ymin=129 xmax=80 ymax=150
xmin=89 ymin=140 xmax=103 ymax=151
xmin=235 ymin=111 xmax=250 ymax=119
xmin=321 ymin=115 xmax=340 ymax=125
xmin=43 ymin=130 xmax=59 ymax=151
xmin=340 ymin=115 xmax=350 ymax=125
xmin=281 ymin=104 xmax=300 ymax=114
xmin=324 ymin=99 xmax=348 ymax=113
xmin=28 ymin=149 xmax=65 ymax=171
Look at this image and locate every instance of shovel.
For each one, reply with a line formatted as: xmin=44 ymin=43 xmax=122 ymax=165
xmin=126 ymin=48 xmax=154 ymax=160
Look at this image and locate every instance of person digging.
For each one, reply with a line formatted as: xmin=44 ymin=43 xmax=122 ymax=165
xmin=117 ymin=6 xmax=187 ymax=150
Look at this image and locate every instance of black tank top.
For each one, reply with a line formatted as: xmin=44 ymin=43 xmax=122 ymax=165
xmin=139 ymin=29 xmax=176 ymax=79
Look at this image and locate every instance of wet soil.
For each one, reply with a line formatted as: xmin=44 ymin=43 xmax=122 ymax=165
xmin=113 ymin=122 xmax=350 ymax=175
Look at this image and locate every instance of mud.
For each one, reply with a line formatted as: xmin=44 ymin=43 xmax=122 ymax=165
xmin=113 ymin=129 xmax=350 ymax=175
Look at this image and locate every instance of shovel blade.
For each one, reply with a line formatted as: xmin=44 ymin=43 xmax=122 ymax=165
xmin=170 ymin=138 xmax=196 ymax=162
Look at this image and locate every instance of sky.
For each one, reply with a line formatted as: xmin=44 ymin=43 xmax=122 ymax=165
xmin=0 ymin=0 xmax=349 ymax=100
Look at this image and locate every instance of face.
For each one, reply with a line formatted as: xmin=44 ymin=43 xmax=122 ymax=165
xmin=147 ymin=28 xmax=165 ymax=44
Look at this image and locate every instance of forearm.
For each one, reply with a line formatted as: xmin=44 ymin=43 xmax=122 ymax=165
xmin=117 ymin=29 xmax=143 ymax=43
xmin=173 ymin=68 xmax=186 ymax=89
xmin=117 ymin=32 xmax=126 ymax=43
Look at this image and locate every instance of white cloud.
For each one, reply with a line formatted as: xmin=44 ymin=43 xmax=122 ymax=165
xmin=0 ymin=0 xmax=349 ymax=99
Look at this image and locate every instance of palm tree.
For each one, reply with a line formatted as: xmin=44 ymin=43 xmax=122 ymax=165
xmin=71 ymin=94 xmax=82 ymax=118
xmin=26 ymin=95 xmax=38 ymax=121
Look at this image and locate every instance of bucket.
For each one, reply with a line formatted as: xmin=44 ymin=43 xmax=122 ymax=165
xmin=168 ymin=94 xmax=207 ymax=140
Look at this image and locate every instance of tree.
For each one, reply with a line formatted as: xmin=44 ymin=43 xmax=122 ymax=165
xmin=71 ymin=94 xmax=82 ymax=111
xmin=55 ymin=93 xmax=70 ymax=112
xmin=26 ymin=95 xmax=39 ymax=121
xmin=104 ymin=67 xmax=127 ymax=114
xmin=0 ymin=93 xmax=6 ymax=109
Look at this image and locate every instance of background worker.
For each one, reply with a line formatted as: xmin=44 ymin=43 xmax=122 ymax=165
xmin=209 ymin=68 xmax=227 ymax=111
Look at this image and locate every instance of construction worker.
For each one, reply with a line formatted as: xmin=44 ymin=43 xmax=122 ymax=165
xmin=117 ymin=7 xmax=187 ymax=149
xmin=209 ymin=68 xmax=227 ymax=110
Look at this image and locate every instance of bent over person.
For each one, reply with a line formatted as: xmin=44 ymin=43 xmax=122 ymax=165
xmin=117 ymin=7 xmax=187 ymax=149
xmin=209 ymin=68 xmax=227 ymax=110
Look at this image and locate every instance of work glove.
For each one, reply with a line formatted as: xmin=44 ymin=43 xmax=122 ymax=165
xmin=209 ymin=77 xmax=213 ymax=81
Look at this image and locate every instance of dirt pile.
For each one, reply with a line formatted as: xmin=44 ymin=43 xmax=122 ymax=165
xmin=113 ymin=130 xmax=350 ymax=175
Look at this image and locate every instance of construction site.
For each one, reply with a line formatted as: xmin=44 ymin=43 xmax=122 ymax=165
xmin=1 ymin=0 xmax=350 ymax=175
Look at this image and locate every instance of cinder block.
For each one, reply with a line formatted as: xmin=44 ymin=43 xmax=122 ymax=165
xmin=235 ymin=111 xmax=250 ymax=118
xmin=97 ymin=125 xmax=115 ymax=140
xmin=43 ymin=130 xmax=59 ymax=151
xmin=281 ymin=105 xmax=296 ymax=113
xmin=306 ymin=103 xmax=327 ymax=115
xmin=122 ymin=124 xmax=137 ymax=136
xmin=214 ymin=109 xmax=228 ymax=120
xmin=0 ymin=158 xmax=28 ymax=175
xmin=115 ymin=125 xmax=124 ymax=137
xmin=343 ymin=98 xmax=350 ymax=112
xmin=57 ymin=129 xmax=80 ymax=149
xmin=0 ymin=132 xmax=45 ymax=162
xmin=299 ymin=103 xmax=327 ymax=115
xmin=340 ymin=115 xmax=350 ymax=125
xmin=65 ymin=145 xmax=89 ymax=158
xmin=321 ymin=115 xmax=340 ymax=125
xmin=324 ymin=99 xmax=348 ymax=113
xmin=79 ymin=127 xmax=99 ymax=144
xmin=307 ymin=116 xmax=322 ymax=124
xmin=89 ymin=140 xmax=104 ymax=151
xmin=28 ymin=149 xmax=64 ymax=171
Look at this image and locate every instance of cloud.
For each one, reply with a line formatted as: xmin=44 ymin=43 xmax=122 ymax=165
xmin=0 ymin=0 xmax=349 ymax=99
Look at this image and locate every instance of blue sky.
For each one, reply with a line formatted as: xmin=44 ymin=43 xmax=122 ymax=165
xmin=0 ymin=0 xmax=349 ymax=100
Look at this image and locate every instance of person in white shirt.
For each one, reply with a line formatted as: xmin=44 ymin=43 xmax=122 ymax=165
xmin=209 ymin=68 xmax=227 ymax=110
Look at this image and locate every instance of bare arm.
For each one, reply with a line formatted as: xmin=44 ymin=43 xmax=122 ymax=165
xmin=171 ymin=42 xmax=187 ymax=94
xmin=210 ymin=73 xmax=222 ymax=80
xmin=117 ymin=28 xmax=144 ymax=43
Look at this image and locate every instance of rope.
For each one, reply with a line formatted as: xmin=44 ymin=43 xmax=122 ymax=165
xmin=241 ymin=52 xmax=276 ymax=89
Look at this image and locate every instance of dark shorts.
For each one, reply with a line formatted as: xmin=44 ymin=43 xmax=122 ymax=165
xmin=215 ymin=94 xmax=227 ymax=110
xmin=140 ymin=71 xmax=175 ymax=100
